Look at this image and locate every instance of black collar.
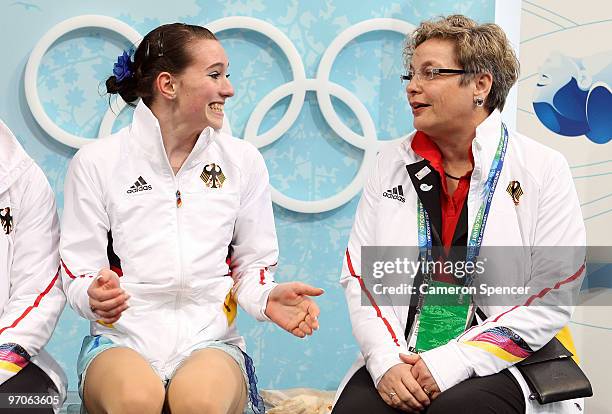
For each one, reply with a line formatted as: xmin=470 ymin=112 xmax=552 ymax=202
xmin=405 ymin=160 xmax=468 ymax=247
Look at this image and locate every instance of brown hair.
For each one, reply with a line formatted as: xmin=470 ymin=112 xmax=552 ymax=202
xmin=106 ymin=23 xmax=217 ymax=106
xmin=403 ymin=15 xmax=519 ymax=112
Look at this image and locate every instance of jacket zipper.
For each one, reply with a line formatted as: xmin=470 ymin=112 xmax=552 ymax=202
xmin=166 ymin=175 xmax=184 ymax=377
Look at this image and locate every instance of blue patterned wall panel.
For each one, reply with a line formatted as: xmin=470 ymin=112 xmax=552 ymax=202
xmin=0 ymin=0 xmax=495 ymax=391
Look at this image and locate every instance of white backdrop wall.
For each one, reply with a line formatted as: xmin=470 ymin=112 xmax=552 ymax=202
xmin=517 ymin=1 xmax=612 ymax=412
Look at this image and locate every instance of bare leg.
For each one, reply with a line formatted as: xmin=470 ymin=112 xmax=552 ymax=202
xmin=83 ymin=347 xmax=165 ymax=414
xmin=166 ymin=348 xmax=248 ymax=414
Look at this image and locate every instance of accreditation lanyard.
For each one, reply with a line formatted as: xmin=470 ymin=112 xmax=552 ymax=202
xmin=407 ymin=123 xmax=509 ymax=353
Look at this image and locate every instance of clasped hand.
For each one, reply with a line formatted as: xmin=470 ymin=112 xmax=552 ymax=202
xmin=377 ymin=353 xmax=441 ymax=413
xmin=87 ymin=268 xmax=129 ymax=324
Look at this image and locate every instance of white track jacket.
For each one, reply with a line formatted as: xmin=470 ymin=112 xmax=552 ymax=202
xmin=0 ymin=119 xmax=66 ymax=410
xmin=337 ymin=110 xmax=587 ymax=414
xmin=60 ymin=102 xmax=278 ymax=379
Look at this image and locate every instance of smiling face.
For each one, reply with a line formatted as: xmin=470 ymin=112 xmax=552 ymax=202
xmin=173 ymin=39 xmax=234 ymax=131
xmin=406 ymin=38 xmax=477 ymax=138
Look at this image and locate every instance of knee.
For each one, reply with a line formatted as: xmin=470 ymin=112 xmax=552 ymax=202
xmin=332 ymin=400 xmax=358 ymax=414
xmin=332 ymin=390 xmax=388 ymax=414
xmin=170 ymin=395 xmax=227 ymax=414
xmin=108 ymin=381 xmax=165 ymax=414
xmin=332 ymin=394 xmax=366 ymax=414
xmin=427 ymin=392 xmax=489 ymax=414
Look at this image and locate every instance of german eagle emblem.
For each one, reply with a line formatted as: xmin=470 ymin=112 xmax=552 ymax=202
xmin=0 ymin=207 xmax=13 ymax=235
xmin=200 ymin=163 xmax=226 ymax=189
xmin=506 ymin=181 xmax=523 ymax=206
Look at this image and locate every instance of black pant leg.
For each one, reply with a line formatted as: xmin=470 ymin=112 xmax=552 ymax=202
xmin=333 ymin=366 xmax=525 ymax=414
xmin=332 ymin=366 xmax=405 ymax=414
xmin=0 ymin=363 xmax=57 ymax=414
xmin=426 ymin=369 xmax=525 ymax=414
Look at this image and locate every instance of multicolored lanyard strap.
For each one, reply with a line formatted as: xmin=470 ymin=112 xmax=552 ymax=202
xmin=409 ymin=123 xmax=509 ymax=352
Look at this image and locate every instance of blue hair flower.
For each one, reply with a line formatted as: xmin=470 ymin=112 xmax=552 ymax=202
xmin=113 ymin=50 xmax=134 ymax=83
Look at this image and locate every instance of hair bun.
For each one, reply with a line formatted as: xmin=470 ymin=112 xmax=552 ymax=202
xmin=105 ymin=74 xmax=139 ymax=104
xmin=105 ymin=75 xmax=121 ymax=94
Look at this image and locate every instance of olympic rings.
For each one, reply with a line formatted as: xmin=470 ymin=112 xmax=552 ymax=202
xmin=25 ymin=15 xmax=415 ymax=213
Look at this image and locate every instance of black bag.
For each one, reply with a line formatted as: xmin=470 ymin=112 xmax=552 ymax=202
xmin=516 ymin=337 xmax=593 ymax=404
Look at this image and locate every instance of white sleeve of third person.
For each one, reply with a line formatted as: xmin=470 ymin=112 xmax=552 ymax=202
xmin=0 ymin=165 xmax=65 ymax=386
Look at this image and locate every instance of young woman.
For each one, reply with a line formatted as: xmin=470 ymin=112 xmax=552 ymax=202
xmin=60 ymin=23 xmax=323 ymax=414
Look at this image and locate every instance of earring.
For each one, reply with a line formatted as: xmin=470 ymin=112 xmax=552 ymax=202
xmin=474 ymin=96 xmax=485 ymax=107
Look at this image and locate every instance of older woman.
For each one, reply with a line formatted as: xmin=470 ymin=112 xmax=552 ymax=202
xmin=333 ymin=15 xmax=586 ymax=414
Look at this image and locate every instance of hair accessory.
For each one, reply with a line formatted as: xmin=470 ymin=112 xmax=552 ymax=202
xmin=113 ymin=50 xmax=134 ymax=83
xmin=145 ymin=32 xmax=164 ymax=58
xmin=474 ymin=96 xmax=485 ymax=107
xmin=157 ymin=31 xmax=164 ymax=57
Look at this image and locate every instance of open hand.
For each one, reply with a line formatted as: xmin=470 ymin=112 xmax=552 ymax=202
xmin=265 ymin=282 xmax=324 ymax=338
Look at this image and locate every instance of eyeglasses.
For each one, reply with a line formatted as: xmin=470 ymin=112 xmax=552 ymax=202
xmin=400 ymin=68 xmax=470 ymax=83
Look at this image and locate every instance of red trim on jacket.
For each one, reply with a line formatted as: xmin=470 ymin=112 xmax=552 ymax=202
xmin=110 ymin=265 xmax=123 ymax=277
xmin=60 ymin=259 xmax=90 ymax=279
xmin=258 ymin=263 xmax=277 ymax=285
xmin=523 ymin=262 xmax=586 ymax=306
xmin=492 ymin=262 xmax=586 ymax=323
xmin=458 ymin=262 xmax=586 ymax=341
xmin=62 ymin=259 xmax=121 ymax=278
xmin=346 ymin=249 xmax=400 ymax=347
xmin=0 ymin=267 xmax=60 ymax=335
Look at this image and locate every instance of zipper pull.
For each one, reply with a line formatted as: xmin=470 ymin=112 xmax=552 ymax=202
xmin=176 ymin=190 xmax=182 ymax=208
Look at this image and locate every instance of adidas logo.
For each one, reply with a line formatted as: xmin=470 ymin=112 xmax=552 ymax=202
xmin=126 ymin=176 xmax=152 ymax=194
xmin=383 ymin=185 xmax=405 ymax=203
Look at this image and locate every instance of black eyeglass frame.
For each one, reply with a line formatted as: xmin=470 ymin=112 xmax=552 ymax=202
xmin=400 ymin=68 xmax=470 ymax=83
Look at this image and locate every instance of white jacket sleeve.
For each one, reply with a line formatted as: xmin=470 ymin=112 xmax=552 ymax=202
xmin=0 ymin=165 xmax=65 ymax=385
xmin=230 ymin=146 xmax=278 ymax=322
xmin=420 ymin=153 xmax=586 ymax=392
xmin=59 ymin=151 xmax=109 ymax=321
xmin=340 ymin=155 xmax=410 ymax=387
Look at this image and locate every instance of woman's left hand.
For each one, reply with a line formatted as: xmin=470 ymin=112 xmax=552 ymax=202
xmin=265 ymin=282 xmax=324 ymax=338
xmin=400 ymin=353 xmax=441 ymax=400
